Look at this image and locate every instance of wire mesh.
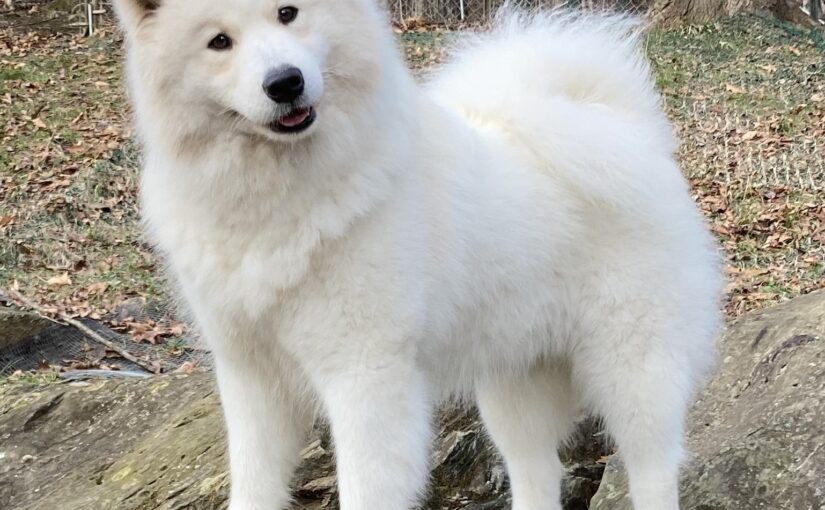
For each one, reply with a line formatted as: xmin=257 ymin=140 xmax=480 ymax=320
xmin=0 ymin=301 xmax=211 ymax=377
xmin=2 ymin=0 xmax=655 ymax=33
xmin=387 ymin=0 xmax=643 ymax=26
xmin=10 ymin=0 xmax=823 ymax=29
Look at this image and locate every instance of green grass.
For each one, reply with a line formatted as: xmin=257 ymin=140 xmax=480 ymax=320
xmin=644 ymin=16 xmax=825 ymax=313
xmin=0 ymin=369 xmax=60 ymax=386
xmin=1 ymin=14 xmax=823 ymax=321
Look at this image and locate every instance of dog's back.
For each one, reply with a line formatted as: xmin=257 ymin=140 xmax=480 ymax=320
xmin=113 ymin=2 xmax=721 ymax=508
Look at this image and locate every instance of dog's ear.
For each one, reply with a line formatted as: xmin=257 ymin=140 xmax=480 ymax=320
xmin=112 ymin=0 xmax=161 ymax=35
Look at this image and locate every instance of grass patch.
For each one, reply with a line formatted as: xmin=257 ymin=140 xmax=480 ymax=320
xmin=1 ymin=14 xmax=823 ymax=322
xmin=0 ymin=369 xmax=60 ymax=387
xmin=647 ymin=15 xmax=825 ymax=314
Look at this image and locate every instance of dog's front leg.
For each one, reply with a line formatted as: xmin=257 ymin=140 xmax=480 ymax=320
xmin=314 ymin=358 xmax=433 ymax=509
xmin=213 ymin=352 xmax=313 ymax=510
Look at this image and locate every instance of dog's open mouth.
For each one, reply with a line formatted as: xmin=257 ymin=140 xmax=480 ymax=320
xmin=270 ymin=106 xmax=315 ymax=134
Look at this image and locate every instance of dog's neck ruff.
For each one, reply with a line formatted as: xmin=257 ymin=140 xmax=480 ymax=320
xmin=139 ymin=72 xmax=418 ymax=319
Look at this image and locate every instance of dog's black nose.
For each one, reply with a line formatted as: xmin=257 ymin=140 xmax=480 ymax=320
xmin=263 ymin=66 xmax=304 ymax=104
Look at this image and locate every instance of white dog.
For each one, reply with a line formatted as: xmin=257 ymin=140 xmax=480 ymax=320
xmin=113 ymin=1 xmax=722 ymax=508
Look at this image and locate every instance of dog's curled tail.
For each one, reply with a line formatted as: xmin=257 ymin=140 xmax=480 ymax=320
xmin=427 ymin=8 xmax=669 ymax=136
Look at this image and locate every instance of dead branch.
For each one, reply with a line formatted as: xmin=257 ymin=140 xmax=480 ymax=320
xmin=2 ymin=288 xmax=161 ymax=374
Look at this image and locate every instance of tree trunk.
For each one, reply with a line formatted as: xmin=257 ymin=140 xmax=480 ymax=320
xmin=650 ymin=0 xmax=820 ymax=25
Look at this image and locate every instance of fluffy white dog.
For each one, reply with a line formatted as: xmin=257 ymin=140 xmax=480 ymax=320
xmin=113 ymin=0 xmax=722 ymax=508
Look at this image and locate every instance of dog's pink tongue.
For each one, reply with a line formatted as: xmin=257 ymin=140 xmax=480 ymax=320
xmin=279 ymin=108 xmax=310 ymax=127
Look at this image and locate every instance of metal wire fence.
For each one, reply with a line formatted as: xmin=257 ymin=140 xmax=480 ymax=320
xmin=390 ymin=0 xmax=825 ymax=25
xmin=4 ymin=0 xmax=825 ymax=30
xmin=3 ymin=0 xmax=647 ymax=33
xmin=387 ymin=0 xmax=642 ymax=25
xmin=0 ymin=297 xmax=210 ymax=377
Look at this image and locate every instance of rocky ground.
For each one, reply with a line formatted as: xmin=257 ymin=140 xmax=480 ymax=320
xmin=2 ymin=290 xmax=823 ymax=509
xmin=591 ymin=290 xmax=825 ymax=510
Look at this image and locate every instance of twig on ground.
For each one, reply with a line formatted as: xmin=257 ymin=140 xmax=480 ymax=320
xmin=2 ymin=288 xmax=161 ymax=374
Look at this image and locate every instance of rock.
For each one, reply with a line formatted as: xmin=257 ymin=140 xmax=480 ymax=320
xmin=0 ymin=372 xmax=607 ymax=509
xmin=591 ymin=290 xmax=825 ymax=509
xmin=0 ymin=374 xmax=227 ymax=510
xmin=9 ymin=291 xmax=822 ymax=509
xmin=0 ymin=307 xmax=52 ymax=351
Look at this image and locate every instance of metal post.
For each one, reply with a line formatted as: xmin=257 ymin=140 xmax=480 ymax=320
xmin=810 ymin=0 xmax=821 ymax=22
xmin=802 ymin=0 xmax=824 ymax=22
xmin=459 ymin=0 xmax=465 ymax=21
xmin=85 ymin=0 xmax=94 ymax=36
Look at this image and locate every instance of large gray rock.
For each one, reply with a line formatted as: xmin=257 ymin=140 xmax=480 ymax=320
xmin=591 ymin=290 xmax=825 ymax=509
xmin=0 ymin=373 xmax=606 ymax=509
xmin=0 ymin=374 xmax=227 ymax=509
xmin=9 ymin=290 xmax=822 ymax=509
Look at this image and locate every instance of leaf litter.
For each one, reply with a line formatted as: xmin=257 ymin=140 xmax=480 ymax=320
xmin=1 ymin=14 xmax=823 ymax=375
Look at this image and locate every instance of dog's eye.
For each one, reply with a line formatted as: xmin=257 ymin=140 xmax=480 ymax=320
xmin=208 ymin=33 xmax=233 ymax=51
xmin=278 ymin=6 xmax=298 ymax=24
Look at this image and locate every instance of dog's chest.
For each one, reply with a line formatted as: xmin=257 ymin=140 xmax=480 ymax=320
xmin=147 ymin=192 xmax=322 ymax=321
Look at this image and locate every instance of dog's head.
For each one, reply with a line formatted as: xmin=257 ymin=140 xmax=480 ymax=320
xmin=114 ymin=0 xmax=388 ymax=145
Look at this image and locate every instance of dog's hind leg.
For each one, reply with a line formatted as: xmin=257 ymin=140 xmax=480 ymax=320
xmin=573 ymin=328 xmax=692 ymax=510
xmin=476 ymin=363 xmax=578 ymax=510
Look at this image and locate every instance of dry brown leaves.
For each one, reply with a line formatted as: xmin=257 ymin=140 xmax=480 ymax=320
xmin=0 ymin=14 xmax=822 ymax=359
xmin=112 ymin=318 xmax=188 ymax=345
xmin=651 ymin=18 xmax=825 ymax=315
xmin=0 ymin=21 xmax=164 ymax=348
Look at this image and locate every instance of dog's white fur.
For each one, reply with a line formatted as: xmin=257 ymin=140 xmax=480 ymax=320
xmin=113 ymin=0 xmax=722 ymax=508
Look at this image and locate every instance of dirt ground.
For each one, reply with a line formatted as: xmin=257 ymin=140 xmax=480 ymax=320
xmin=1 ymin=12 xmax=824 ymax=370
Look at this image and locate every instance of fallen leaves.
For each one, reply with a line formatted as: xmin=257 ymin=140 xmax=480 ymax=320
xmin=652 ymin=17 xmax=825 ymax=315
xmin=724 ymin=83 xmax=746 ymax=94
xmin=46 ymin=273 xmax=72 ymax=287
xmin=0 ymin=20 xmax=156 ymax=333
xmin=1 ymin=14 xmax=823 ymax=372
xmin=174 ymin=360 xmax=199 ymax=374
xmin=84 ymin=281 xmax=109 ymax=296
xmin=117 ymin=319 xmax=188 ymax=345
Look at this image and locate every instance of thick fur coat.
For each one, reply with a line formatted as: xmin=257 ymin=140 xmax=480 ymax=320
xmin=113 ymin=1 xmax=722 ymax=508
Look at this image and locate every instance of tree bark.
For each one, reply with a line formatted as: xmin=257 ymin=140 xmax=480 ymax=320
xmin=650 ymin=0 xmax=820 ymax=25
